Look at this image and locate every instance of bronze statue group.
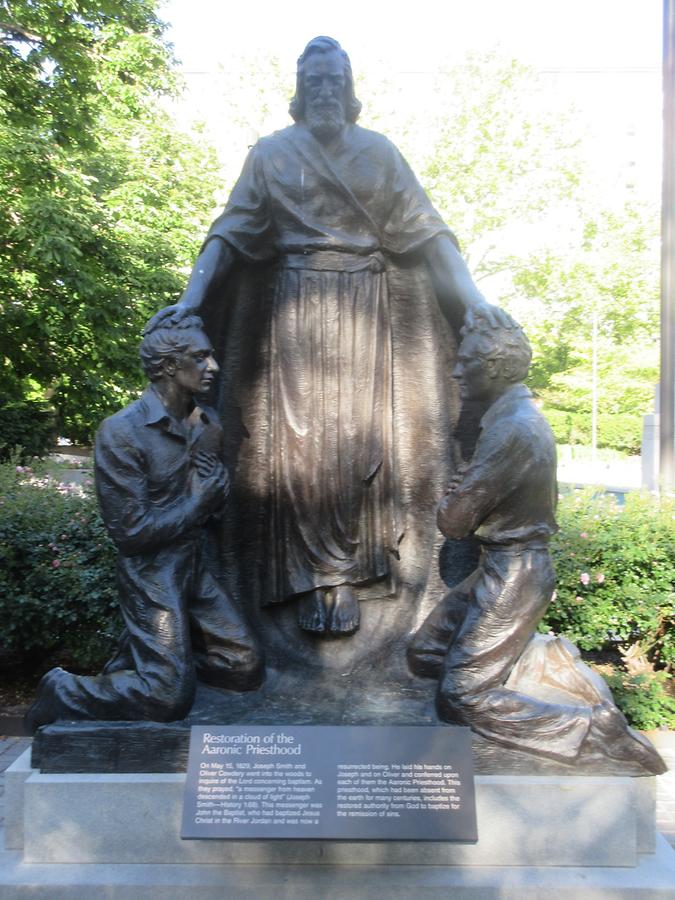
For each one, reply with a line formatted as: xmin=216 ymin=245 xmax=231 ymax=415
xmin=26 ymin=37 xmax=664 ymax=776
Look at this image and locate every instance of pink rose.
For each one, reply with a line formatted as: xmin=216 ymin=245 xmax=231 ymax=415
xmin=580 ymin=572 xmax=590 ymax=585
xmin=51 ymin=559 xmax=61 ymax=569
xmin=596 ymin=573 xmax=605 ymax=584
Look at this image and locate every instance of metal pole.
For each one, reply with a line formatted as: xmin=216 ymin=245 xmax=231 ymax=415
xmin=661 ymin=0 xmax=675 ymax=488
xmin=591 ymin=309 xmax=598 ymax=463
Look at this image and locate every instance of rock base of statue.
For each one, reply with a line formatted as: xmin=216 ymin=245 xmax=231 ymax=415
xmin=3 ymin=746 xmax=675 ymax=898
xmin=30 ymin=640 xmax=665 ymax=777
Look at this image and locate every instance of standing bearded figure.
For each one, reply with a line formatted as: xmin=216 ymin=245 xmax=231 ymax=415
xmin=149 ymin=37 xmax=508 ymax=642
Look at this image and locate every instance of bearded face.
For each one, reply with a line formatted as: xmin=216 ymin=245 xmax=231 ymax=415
xmin=302 ymin=49 xmax=347 ymax=142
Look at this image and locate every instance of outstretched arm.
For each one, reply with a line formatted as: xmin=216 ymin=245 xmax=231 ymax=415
xmin=145 ymin=143 xmax=273 ymax=335
xmin=144 ymin=237 xmax=236 ymax=334
xmin=424 ymin=233 xmax=516 ymax=331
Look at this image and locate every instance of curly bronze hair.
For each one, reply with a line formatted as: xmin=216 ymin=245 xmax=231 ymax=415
xmin=461 ymin=314 xmax=532 ymax=384
xmin=140 ymin=315 xmax=206 ymax=382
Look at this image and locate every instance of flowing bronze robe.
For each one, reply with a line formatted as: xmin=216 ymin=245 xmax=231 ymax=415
xmin=202 ymin=123 xmax=460 ymax=615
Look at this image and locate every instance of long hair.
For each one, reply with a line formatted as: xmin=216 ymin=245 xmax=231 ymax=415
xmin=289 ymin=36 xmax=362 ymax=124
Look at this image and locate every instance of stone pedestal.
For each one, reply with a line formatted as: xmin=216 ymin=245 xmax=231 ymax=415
xmin=2 ymin=749 xmax=675 ymax=898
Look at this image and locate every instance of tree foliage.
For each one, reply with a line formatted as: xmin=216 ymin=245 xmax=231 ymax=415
xmin=0 ymin=1 xmax=219 ymax=441
xmin=416 ymin=57 xmax=584 ymax=277
xmin=512 ymin=203 xmax=660 ymax=453
xmin=0 ymin=29 xmax=661 ymax=450
xmin=401 ymin=58 xmax=659 ymax=453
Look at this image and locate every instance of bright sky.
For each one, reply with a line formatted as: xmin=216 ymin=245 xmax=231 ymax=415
xmin=160 ymin=0 xmax=662 ymax=73
xmin=157 ymin=1 xmax=666 ymax=407
xmin=159 ymin=0 xmax=665 ymax=207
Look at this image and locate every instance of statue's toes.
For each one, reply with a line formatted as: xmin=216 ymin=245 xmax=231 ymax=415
xmin=328 ymin=585 xmax=360 ymax=635
xmin=297 ymin=590 xmax=329 ymax=633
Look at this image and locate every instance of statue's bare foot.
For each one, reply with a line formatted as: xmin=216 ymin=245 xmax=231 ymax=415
xmin=297 ymin=589 xmax=331 ymax=633
xmin=328 ymin=584 xmax=360 ymax=635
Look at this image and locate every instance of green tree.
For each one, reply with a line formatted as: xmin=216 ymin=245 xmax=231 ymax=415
xmin=417 ymin=57 xmax=583 ymax=278
xmin=513 ymin=202 xmax=660 ymax=452
xmin=407 ymin=57 xmax=659 ymax=453
xmin=0 ymin=1 xmax=219 ymax=441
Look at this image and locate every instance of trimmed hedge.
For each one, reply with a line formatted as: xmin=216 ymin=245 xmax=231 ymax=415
xmin=0 ymin=401 xmax=56 ymax=463
xmin=543 ymin=407 xmax=643 ymax=455
xmin=0 ymin=461 xmax=120 ymax=671
xmin=542 ymin=488 xmax=675 ymax=728
xmin=543 ymin=489 xmax=674 ymax=671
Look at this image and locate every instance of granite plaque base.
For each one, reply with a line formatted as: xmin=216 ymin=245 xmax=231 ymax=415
xmin=0 ymin=749 xmax=660 ymax=864
xmin=2 ymin=750 xmax=675 ymax=898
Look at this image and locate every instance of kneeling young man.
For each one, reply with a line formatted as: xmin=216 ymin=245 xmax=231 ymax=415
xmin=408 ymin=315 xmax=663 ymax=772
xmin=27 ymin=316 xmax=263 ymax=731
